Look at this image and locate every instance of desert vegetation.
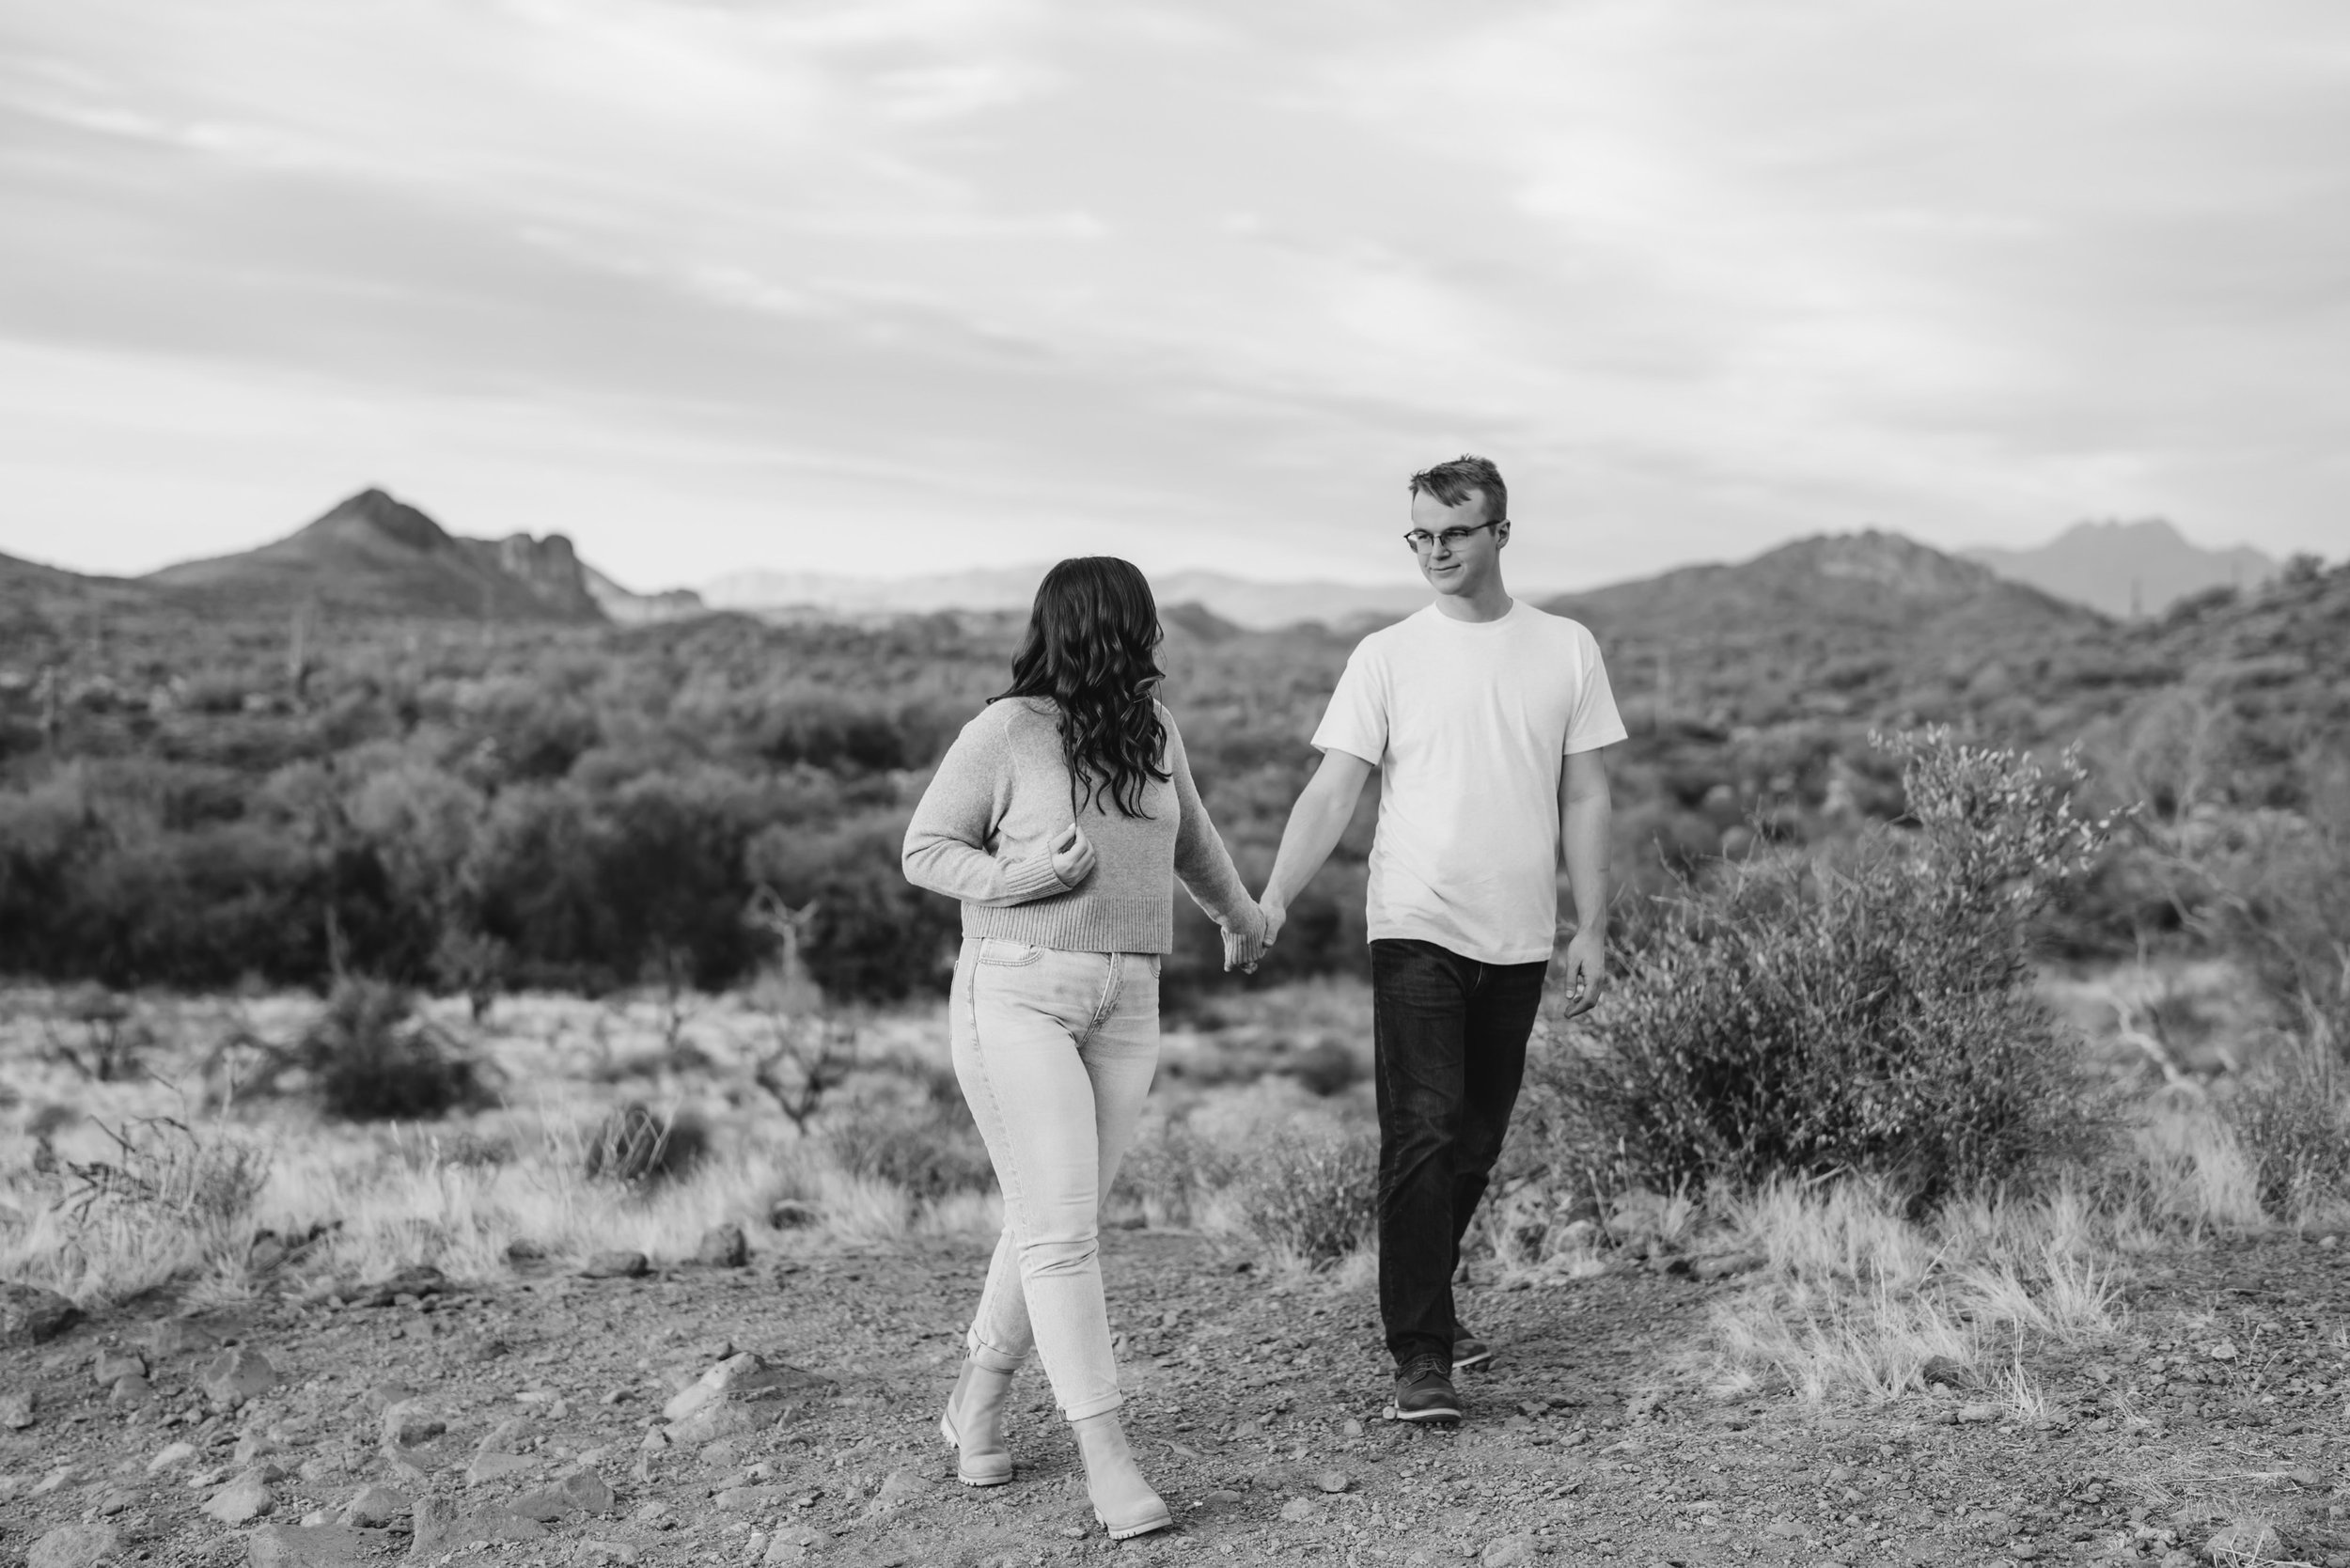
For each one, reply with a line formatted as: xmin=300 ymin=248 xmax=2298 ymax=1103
xmin=3 ymin=551 xmax=2347 ymax=1563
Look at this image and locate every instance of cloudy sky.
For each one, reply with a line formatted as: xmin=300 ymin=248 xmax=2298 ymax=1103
xmin=2 ymin=0 xmax=2343 ymax=593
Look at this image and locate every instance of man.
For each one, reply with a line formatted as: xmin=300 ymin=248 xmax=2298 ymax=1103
xmin=1257 ymin=454 xmax=1622 ymax=1423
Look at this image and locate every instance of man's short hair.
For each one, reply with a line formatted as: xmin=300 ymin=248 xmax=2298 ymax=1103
xmin=1408 ymin=455 xmax=1507 ymax=524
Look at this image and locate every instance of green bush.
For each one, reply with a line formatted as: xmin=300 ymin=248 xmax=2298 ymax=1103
xmin=1528 ymin=729 xmax=2120 ymax=1209
xmin=301 ymin=978 xmax=485 ymax=1121
xmin=824 ymin=1072 xmax=995 ymax=1201
xmin=2221 ymin=1037 xmax=2350 ymax=1219
xmin=1235 ymin=1129 xmax=1378 ymax=1265
xmin=582 ymin=1100 xmax=711 ymax=1185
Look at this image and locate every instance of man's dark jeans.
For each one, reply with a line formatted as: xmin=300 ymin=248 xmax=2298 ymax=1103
xmin=1371 ymin=938 xmax=1549 ymax=1368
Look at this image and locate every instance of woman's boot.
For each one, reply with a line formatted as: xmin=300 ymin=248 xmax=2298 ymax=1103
xmin=938 ymin=1360 xmax=1014 ymax=1486
xmin=1071 ymin=1410 xmax=1172 ymax=1540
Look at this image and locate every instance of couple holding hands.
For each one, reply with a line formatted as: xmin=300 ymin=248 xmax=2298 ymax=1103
xmin=901 ymin=455 xmax=1625 ymax=1540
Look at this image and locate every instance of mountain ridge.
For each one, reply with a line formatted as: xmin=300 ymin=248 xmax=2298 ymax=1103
xmin=1963 ymin=518 xmax=2277 ymax=619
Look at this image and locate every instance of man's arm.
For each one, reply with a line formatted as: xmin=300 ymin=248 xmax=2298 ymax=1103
xmin=1257 ymin=749 xmax=1375 ymax=948
xmin=1557 ymin=745 xmax=1613 ymax=1018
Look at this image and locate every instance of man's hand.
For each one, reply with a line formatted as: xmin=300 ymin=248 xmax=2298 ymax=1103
xmin=1558 ymin=927 xmax=1606 ymax=1019
xmin=1049 ymin=823 xmax=1096 ymax=888
xmin=1222 ymin=926 xmax=1262 ymax=973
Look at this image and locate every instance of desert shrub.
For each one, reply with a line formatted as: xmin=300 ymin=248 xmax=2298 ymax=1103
xmin=65 ymin=1113 xmax=271 ymax=1227
xmin=2220 ymin=1037 xmax=2350 ymax=1219
xmin=2188 ymin=757 xmax=2350 ymax=1027
xmin=583 ymin=1101 xmax=711 ymax=1185
xmin=40 ymin=985 xmax=151 ymax=1082
xmin=1280 ymin=1040 xmax=1363 ymax=1097
xmin=301 ymin=978 xmax=486 ymax=1121
xmin=1234 ymin=1129 xmax=1378 ymax=1265
xmin=1112 ymin=1118 xmax=1245 ymax=1226
xmin=1529 ymin=730 xmax=2121 ymax=1210
xmin=824 ymin=1073 xmax=994 ymax=1202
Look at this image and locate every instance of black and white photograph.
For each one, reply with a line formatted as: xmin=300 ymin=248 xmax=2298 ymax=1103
xmin=1 ymin=3 xmax=2345 ymax=1565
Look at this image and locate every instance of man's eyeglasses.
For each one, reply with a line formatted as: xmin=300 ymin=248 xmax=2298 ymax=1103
xmin=1402 ymin=520 xmax=1503 ymax=554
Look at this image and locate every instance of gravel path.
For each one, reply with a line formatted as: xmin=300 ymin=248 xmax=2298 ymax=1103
xmin=4 ymin=1231 xmax=2345 ymax=1568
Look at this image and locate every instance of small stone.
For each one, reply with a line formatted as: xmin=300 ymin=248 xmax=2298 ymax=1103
xmin=352 ymin=1264 xmax=450 ymax=1308
xmin=509 ymin=1486 xmax=575 ymax=1522
xmin=244 ymin=1522 xmax=387 ymax=1568
xmin=107 ymin=1372 xmax=156 ymax=1405
xmin=761 ymin=1526 xmax=827 ymax=1565
xmin=1203 ymin=1489 xmax=1244 ymax=1507
xmin=2288 ymin=1467 xmax=2325 ymax=1487
xmin=467 ymin=1451 xmax=537 ymax=1485
xmin=580 ymin=1543 xmax=643 ymax=1566
xmin=337 ymin=1482 xmax=411 ymax=1525
xmin=148 ymin=1440 xmax=199 ymax=1472
xmin=1316 ymin=1469 xmax=1351 ymax=1494
xmin=145 ymin=1318 xmax=219 ymax=1358
xmin=2205 ymin=1524 xmax=2280 ymax=1560
xmin=1482 ymin=1537 xmax=1541 ymax=1568
xmin=26 ymin=1523 xmax=120 ymax=1568
xmin=93 ymin=1349 xmax=148 ymax=1387
xmin=696 ymin=1224 xmax=749 ymax=1269
xmin=362 ymin=1382 xmax=419 ymax=1411
xmin=2207 ymin=1342 xmax=2238 ymax=1362
xmin=234 ymin=1432 xmax=281 ymax=1464
xmin=580 ymin=1251 xmax=650 ymax=1279
xmin=1956 ymin=1403 xmax=2003 ymax=1423
xmin=769 ymin=1200 xmax=819 ymax=1230
xmin=1341 ymin=1418 xmax=1365 ymax=1438
xmin=202 ymin=1469 xmax=276 ymax=1525
xmin=1 ymin=1388 xmax=34 ymax=1428
xmin=381 ymin=1403 xmax=444 ymax=1447
xmin=1278 ymin=1497 xmax=1319 ymax=1522
xmin=478 ymin=1416 xmax=529 ymax=1453
xmin=31 ymin=1464 xmax=74 ymax=1495
xmin=1692 ymin=1250 xmax=1764 ymax=1281
xmin=1766 ymin=1517 xmax=1806 ymax=1538
xmin=560 ymin=1468 xmax=618 ymax=1513
xmin=199 ymin=1347 xmax=280 ymax=1406
xmin=2010 ymin=1546 xmax=2041 ymax=1562
xmin=412 ymin=1497 xmax=551 ymax=1554
xmin=1920 ymin=1356 xmax=1970 ymax=1388
xmin=0 ymin=1282 xmax=82 ymax=1347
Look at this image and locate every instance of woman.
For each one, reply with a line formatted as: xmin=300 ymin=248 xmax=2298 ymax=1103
xmin=901 ymin=557 xmax=1265 ymax=1540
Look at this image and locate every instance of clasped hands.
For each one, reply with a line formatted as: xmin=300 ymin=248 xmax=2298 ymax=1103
xmin=1222 ymin=895 xmax=1286 ymax=974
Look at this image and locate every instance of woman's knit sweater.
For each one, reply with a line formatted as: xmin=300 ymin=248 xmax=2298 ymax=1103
xmin=901 ymin=698 xmax=1261 ymax=954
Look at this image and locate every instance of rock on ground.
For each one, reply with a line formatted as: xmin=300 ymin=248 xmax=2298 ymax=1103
xmin=696 ymin=1223 xmax=749 ymax=1268
xmin=202 ymin=1469 xmax=276 ymax=1525
xmin=1 ymin=1388 xmax=34 ymax=1428
xmin=1482 ymin=1537 xmax=1541 ymax=1568
xmin=337 ymin=1482 xmax=413 ymax=1525
xmin=245 ymin=1523 xmax=399 ymax=1568
xmin=200 ymin=1346 xmax=280 ymax=1405
xmin=0 ymin=1281 xmax=80 ymax=1346
xmin=25 ymin=1524 xmax=119 ymax=1568
xmin=579 ymin=1251 xmax=650 ymax=1279
xmin=411 ymin=1497 xmax=551 ymax=1554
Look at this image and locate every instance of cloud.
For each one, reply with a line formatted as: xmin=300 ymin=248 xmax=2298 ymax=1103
xmin=1 ymin=0 xmax=2345 ymax=588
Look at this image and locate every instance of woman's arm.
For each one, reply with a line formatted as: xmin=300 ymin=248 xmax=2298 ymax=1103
xmin=1165 ymin=713 xmax=1262 ymax=939
xmin=901 ymin=716 xmax=1076 ymax=907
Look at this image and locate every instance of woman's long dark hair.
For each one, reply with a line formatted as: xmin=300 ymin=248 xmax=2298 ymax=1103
xmin=995 ymin=557 xmax=1171 ymax=818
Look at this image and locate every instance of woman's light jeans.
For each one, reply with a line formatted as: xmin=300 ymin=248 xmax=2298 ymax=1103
xmin=950 ymin=935 xmax=1159 ymax=1421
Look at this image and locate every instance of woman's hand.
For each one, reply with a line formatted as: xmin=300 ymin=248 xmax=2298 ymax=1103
xmin=1049 ymin=823 xmax=1097 ymax=889
xmin=1222 ymin=902 xmax=1269 ymax=973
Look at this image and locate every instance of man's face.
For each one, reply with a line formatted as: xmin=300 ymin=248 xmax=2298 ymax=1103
xmin=1407 ymin=488 xmax=1507 ymax=596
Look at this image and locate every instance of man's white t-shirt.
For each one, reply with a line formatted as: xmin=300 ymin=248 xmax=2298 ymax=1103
xmin=1310 ymin=599 xmax=1626 ymax=965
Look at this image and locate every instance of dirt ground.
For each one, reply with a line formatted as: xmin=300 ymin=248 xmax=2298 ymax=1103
xmin=4 ymin=1230 xmax=2346 ymax=1568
